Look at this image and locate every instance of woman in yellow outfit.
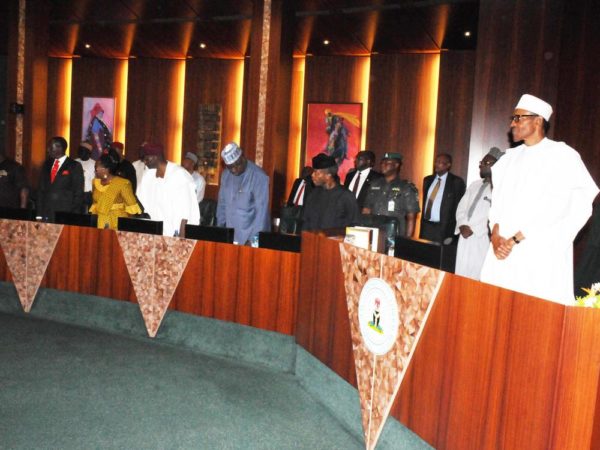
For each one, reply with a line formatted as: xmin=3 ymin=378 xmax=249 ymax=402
xmin=90 ymin=152 xmax=142 ymax=229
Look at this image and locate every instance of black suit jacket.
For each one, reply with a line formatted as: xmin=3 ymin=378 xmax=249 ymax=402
xmin=286 ymin=176 xmax=314 ymax=206
xmin=419 ymin=172 xmax=466 ymax=242
xmin=343 ymin=168 xmax=383 ymax=210
xmin=37 ymin=157 xmax=84 ymax=222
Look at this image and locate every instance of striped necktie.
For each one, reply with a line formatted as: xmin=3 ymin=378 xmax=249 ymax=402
xmin=424 ymin=177 xmax=441 ymax=220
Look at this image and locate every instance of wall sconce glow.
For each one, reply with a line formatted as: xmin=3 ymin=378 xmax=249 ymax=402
xmin=286 ymin=56 xmax=306 ymax=194
xmin=323 ymin=40 xmax=330 ymax=45
xmin=359 ymin=56 xmax=370 ymax=150
xmin=114 ymin=59 xmax=129 ymax=145
xmin=199 ymin=43 xmax=207 ymax=49
xmin=464 ymin=31 xmax=471 ymax=37
xmin=58 ymin=59 xmax=73 ymax=151
xmin=84 ymin=43 xmax=91 ymax=49
xmin=232 ymin=59 xmax=245 ymax=144
xmin=171 ymin=60 xmax=186 ymax=164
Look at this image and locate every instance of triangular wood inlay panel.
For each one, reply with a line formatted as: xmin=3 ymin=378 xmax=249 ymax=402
xmin=0 ymin=220 xmax=63 ymax=312
xmin=117 ymin=232 xmax=196 ymax=337
xmin=339 ymin=243 xmax=444 ymax=449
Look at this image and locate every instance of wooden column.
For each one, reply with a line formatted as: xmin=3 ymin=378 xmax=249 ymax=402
xmin=7 ymin=0 xmax=49 ymax=185
xmin=467 ymin=0 xmax=564 ymax=182
xmin=241 ymin=0 xmax=294 ymax=210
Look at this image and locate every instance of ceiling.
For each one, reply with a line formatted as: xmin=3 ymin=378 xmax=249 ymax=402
xmin=4 ymin=0 xmax=479 ymax=59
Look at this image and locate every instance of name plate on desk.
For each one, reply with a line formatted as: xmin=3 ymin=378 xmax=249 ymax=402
xmin=118 ymin=217 xmax=163 ymax=235
xmin=0 ymin=207 xmax=35 ymax=221
xmin=258 ymin=232 xmax=301 ymax=253
xmin=54 ymin=211 xmax=98 ymax=228
xmin=185 ymin=224 xmax=234 ymax=243
xmin=394 ymin=236 xmax=456 ymax=273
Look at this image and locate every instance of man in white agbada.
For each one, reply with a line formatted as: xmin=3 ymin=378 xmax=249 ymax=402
xmin=454 ymin=147 xmax=504 ymax=280
xmin=136 ymin=143 xmax=200 ymax=237
xmin=480 ymin=94 xmax=599 ymax=304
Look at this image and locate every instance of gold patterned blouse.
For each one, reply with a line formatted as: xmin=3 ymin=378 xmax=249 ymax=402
xmin=89 ymin=176 xmax=142 ymax=230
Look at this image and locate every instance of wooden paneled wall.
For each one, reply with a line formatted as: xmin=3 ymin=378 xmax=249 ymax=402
xmin=367 ymin=53 xmax=441 ymax=192
xmin=126 ymin=58 xmax=185 ymax=162
xmin=467 ymin=0 xmax=564 ymax=180
xmin=434 ymin=50 xmax=475 ymax=181
xmin=554 ymin=0 xmax=600 ymax=187
xmin=182 ymin=57 xmax=244 ymax=200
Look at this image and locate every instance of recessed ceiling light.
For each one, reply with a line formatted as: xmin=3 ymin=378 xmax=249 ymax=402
xmin=464 ymin=31 xmax=471 ymax=37
xmin=84 ymin=43 xmax=91 ymax=49
xmin=323 ymin=39 xmax=330 ymax=45
xmin=199 ymin=43 xmax=207 ymax=49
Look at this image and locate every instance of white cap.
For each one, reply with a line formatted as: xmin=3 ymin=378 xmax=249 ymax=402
xmin=184 ymin=151 xmax=198 ymax=164
xmin=221 ymin=142 xmax=242 ymax=165
xmin=515 ymin=94 xmax=553 ymax=121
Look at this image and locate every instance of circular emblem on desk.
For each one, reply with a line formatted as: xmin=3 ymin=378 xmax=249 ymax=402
xmin=358 ymin=278 xmax=399 ymax=356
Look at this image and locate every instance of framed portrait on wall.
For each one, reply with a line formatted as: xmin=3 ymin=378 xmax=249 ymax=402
xmin=82 ymin=97 xmax=115 ymax=160
xmin=305 ymin=102 xmax=362 ymax=183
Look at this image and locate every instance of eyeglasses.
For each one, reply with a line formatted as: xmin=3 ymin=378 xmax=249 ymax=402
xmin=479 ymin=160 xmax=495 ymax=167
xmin=510 ymin=114 xmax=538 ymax=123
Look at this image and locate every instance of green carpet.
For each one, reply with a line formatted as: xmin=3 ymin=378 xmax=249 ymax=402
xmin=0 ymin=313 xmax=364 ymax=449
xmin=0 ymin=283 xmax=432 ymax=449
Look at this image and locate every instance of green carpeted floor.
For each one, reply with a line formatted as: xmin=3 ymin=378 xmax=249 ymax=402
xmin=0 ymin=313 xmax=364 ymax=449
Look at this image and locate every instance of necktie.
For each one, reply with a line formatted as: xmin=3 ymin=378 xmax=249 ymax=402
xmin=467 ymin=181 xmax=488 ymax=220
xmin=294 ymin=181 xmax=306 ymax=206
xmin=50 ymin=159 xmax=60 ymax=183
xmin=352 ymin=171 xmax=362 ymax=196
xmin=424 ymin=177 xmax=441 ymax=220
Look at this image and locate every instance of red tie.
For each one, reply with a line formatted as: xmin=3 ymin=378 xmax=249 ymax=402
xmin=50 ymin=159 xmax=60 ymax=183
xmin=294 ymin=182 xmax=306 ymax=206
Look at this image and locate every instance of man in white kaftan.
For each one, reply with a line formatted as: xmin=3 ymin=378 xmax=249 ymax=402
xmin=454 ymin=147 xmax=504 ymax=280
xmin=480 ymin=94 xmax=599 ymax=304
xmin=136 ymin=143 xmax=200 ymax=237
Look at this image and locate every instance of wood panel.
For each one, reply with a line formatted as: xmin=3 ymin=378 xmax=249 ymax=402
xmin=181 ymin=57 xmax=244 ymax=200
xmin=296 ymin=232 xmax=356 ymax=383
xmin=434 ymin=50 xmax=475 ymax=181
xmin=367 ymin=53 xmax=441 ymax=198
xmin=125 ymin=58 xmax=184 ymax=162
xmin=554 ymin=0 xmax=600 ymax=187
xmin=467 ymin=0 xmax=564 ymax=181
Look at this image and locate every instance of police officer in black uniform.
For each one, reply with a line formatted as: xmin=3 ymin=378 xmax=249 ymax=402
xmin=362 ymin=152 xmax=420 ymax=238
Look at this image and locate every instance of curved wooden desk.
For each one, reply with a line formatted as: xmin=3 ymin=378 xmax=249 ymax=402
xmin=1 ymin=223 xmax=599 ymax=449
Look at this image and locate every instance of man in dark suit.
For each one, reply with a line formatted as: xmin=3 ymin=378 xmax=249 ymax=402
xmin=37 ymin=136 xmax=84 ymax=222
xmin=419 ymin=153 xmax=466 ymax=243
xmin=286 ymin=166 xmax=314 ymax=207
xmin=343 ymin=150 xmax=383 ymax=210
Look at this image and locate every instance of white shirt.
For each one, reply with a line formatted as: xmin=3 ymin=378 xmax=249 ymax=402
xmin=349 ymin=168 xmax=371 ymax=198
xmin=454 ymin=178 xmax=492 ymax=280
xmin=137 ymin=161 xmax=200 ymax=236
xmin=132 ymin=160 xmax=147 ymax=193
xmin=480 ymin=138 xmax=599 ymax=304
xmin=75 ymin=158 xmax=96 ymax=192
xmin=424 ymin=172 xmax=448 ymax=222
xmin=191 ymin=171 xmax=206 ymax=203
xmin=293 ymin=179 xmax=308 ymax=206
